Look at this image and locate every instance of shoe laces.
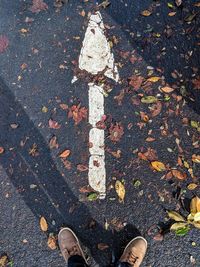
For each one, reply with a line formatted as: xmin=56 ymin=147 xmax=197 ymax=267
xmin=126 ymin=251 xmax=138 ymax=266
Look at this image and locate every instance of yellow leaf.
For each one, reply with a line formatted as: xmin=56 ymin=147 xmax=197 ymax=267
xmin=194 ymin=212 xmax=200 ymax=222
xmin=115 ymin=180 xmax=125 ymax=203
xmin=40 ymin=216 xmax=48 ymax=232
xmin=167 ymin=211 xmax=185 ymax=222
xmin=59 ymin=149 xmax=71 ymax=158
xmin=141 ymin=10 xmax=152 ymax=16
xmin=193 ymin=222 xmax=200 ymax=229
xmin=190 ymin=196 xmax=200 ymax=214
xmin=192 ymin=154 xmax=200 ymax=163
xmin=161 ymin=86 xmax=174 ymax=93
xmin=187 ymin=213 xmax=194 ymax=221
xmin=0 ymin=255 xmax=8 ymax=267
xmin=147 ymin=76 xmax=160 ymax=83
xmin=151 ymin=161 xmax=166 ymax=171
xmin=168 ymin=11 xmax=176 ymax=16
xmin=187 ymin=183 xmax=198 ymax=190
xmin=170 ymin=222 xmax=188 ymax=231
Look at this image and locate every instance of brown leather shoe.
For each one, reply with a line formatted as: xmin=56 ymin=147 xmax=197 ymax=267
xmin=58 ymin=227 xmax=87 ymax=263
xmin=119 ymin=236 xmax=147 ymax=267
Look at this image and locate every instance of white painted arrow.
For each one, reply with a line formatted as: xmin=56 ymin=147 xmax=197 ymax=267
xmin=75 ymin=12 xmax=119 ymax=199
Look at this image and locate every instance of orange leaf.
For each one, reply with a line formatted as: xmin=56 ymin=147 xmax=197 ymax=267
xmin=40 ymin=216 xmax=48 ymax=232
xmin=171 ymin=169 xmax=187 ymax=180
xmin=161 ymin=86 xmax=175 ymax=93
xmin=59 ymin=149 xmax=71 ymax=158
xmin=192 ymin=154 xmax=200 ymax=164
xmin=0 ymin=146 xmax=4 ymax=154
xmin=151 ymin=161 xmax=166 ymax=171
xmin=141 ymin=10 xmax=152 ymax=16
xmin=47 ymin=234 xmax=57 ymax=250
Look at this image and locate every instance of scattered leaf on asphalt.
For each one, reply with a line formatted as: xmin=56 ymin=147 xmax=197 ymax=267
xmin=192 ymin=154 xmax=200 ymax=163
xmin=190 ymin=196 xmax=200 ymax=214
xmin=40 ymin=216 xmax=48 ymax=232
xmin=49 ymin=135 xmax=59 ymax=149
xmin=0 ymin=147 xmax=4 ymax=154
xmin=170 ymin=222 xmax=188 ymax=231
xmin=141 ymin=10 xmax=152 ymax=16
xmin=175 ymin=0 xmax=182 ymax=7
xmin=59 ymin=149 xmax=71 ymax=158
xmin=141 ymin=96 xmax=158 ymax=104
xmin=30 ymin=0 xmax=48 ymax=13
xmin=97 ymin=243 xmax=109 ymax=250
xmin=0 ymin=255 xmax=8 ymax=267
xmin=129 ymin=75 xmax=144 ymax=90
xmin=187 ymin=183 xmax=198 ymax=190
xmin=49 ymin=119 xmax=61 ymax=129
xmin=115 ymin=180 xmax=125 ymax=203
xmin=161 ymin=86 xmax=175 ymax=93
xmin=194 ymin=212 xmax=200 ymax=222
xmin=171 ymin=169 xmax=187 ymax=180
xmin=10 ymin=123 xmax=19 ymax=129
xmin=109 ymin=123 xmax=124 ymax=142
xmin=68 ymin=104 xmax=87 ymax=125
xmin=175 ymin=226 xmax=190 ymax=236
xmin=0 ymin=35 xmax=9 ymax=53
xmin=150 ymin=101 xmax=162 ymax=117
xmin=147 ymin=76 xmax=160 ymax=83
xmin=151 ymin=161 xmax=166 ymax=171
xmin=87 ymin=192 xmax=98 ymax=201
xmin=61 ymin=159 xmax=72 ymax=170
xmin=167 ymin=211 xmax=185 ymax=222
xmin=47 ymin=234 xmax=57 ymax=250
xmin=77 ymin=164 xmax=88 ymax=172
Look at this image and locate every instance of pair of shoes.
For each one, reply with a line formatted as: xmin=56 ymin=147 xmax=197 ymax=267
xmin=58 ymin=228 xmax=147 ymax=267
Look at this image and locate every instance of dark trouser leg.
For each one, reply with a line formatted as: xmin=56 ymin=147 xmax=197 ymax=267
xmin=68 ymin=255 xmax=89 ymax=267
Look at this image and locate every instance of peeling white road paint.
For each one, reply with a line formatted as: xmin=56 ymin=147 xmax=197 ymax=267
xmin=78 ymin=11 xmax=119 ymax=198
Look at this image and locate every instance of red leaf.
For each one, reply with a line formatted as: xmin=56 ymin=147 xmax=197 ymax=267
xmin=192 ymin=77 xmax=200 ymax=90
xmin=0 ymin=35 xmax=9 ymax=53
xmin=77 ymin=164 xmax=88 ymax=172
xmin=129 ymin=75 xmax=144 ymax=90
xmin=49 ymin=119 xmax=61 ymax=129
xmin=68 ymin=104 xmax=87 ymax=125
xmin=151 ymin=101 xmax=162 ymax=117
xmin=29 ymin=0 xmax=48 ymax=13
xmin=109 ymin=123 xmax=124 ymax=142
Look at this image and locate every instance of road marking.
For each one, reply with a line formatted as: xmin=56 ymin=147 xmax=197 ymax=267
xmin=76 ymin=11 xmax=119 ymax=198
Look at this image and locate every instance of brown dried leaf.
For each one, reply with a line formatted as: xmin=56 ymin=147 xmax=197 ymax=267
xmin=47 ymin=234 xmax=57 ymax=250
xmin=49 ymin=119 xmax=61 ymax=129
xmin=190 ymin=196 xmax=200 ymax=214
xmin=68 ymin=104 xmax=87 ymax=125
xmin=171 ymin=169 xmax=187 ymax=180
xmin=129 ymin=75 xmax=144 ymax=90
xmin=59 ymin=149 xmax=71 ymax=158
xmin=77 ymin=164 xmax=88 ymax=172
xmin=49 ymin=136 xmax=59 ymax=149
xmin=61 ymin=159 xmax=72 ymax=170
xmin=30 ymin=0 xmax=48 ymax=13
xmin=167 ymin=211 xmax=185 ymax=222
xmin=151 ymin=101 xmax=162 ymax=117
xmin=40 ymin=216 xmax=48 ymax=232
xmin=109 ymin=123 xmax=124 ymax=142
xmin=0 ymin=35 xmax=9 ymax=53
xmin=59 ymin=103 xmax=68 ymax=110
xmin=192 ymin=154 xmax=200 ymax=163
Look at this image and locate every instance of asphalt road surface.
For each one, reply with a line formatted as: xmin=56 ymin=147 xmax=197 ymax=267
xmin=0 ymin=1 xmax=200 ymax=267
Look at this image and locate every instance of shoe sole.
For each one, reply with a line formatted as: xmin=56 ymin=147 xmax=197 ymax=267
xmin=123 ymin=236 xmax=148 ymax=253
xmin=58 ymin=227 xmax=88 ymax=264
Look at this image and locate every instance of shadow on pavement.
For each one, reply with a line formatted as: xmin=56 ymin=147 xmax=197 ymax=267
xmin=0 ymin=77 xmax=140 ymax=266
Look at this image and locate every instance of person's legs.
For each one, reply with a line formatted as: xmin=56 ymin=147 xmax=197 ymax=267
xmin=58 ymin=227 xmax=89 ymax=267
xmin=116 ymin=236 xmax=147 ymax=267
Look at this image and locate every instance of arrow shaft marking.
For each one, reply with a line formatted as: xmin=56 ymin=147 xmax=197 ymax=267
xmin=77 ymin=12 xmax=119 ymax=198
